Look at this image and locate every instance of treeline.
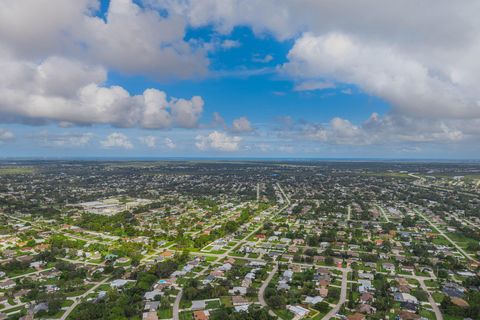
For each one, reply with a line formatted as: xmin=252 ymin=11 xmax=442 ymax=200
xmin=77 ymin=211 xmax=139 ymax=236
xmin=441 ymin=294 xmax=480 ymax=319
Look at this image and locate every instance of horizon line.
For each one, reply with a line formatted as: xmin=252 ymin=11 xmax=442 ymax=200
xmin=1 ymin=156 xmax=480 ymax=163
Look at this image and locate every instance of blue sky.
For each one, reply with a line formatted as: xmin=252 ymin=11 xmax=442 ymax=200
xmin=1 ymin=0 xmax=480 ymax=158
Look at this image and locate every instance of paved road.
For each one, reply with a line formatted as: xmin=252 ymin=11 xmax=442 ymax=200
xmin=58 ymin=257 xmax=104 ymax=266
xmin=60 ymin=232 xmax=110 ymax=245
xmin=414 ymin=208 xmax=479 ymax=263
xmin=376 ymin=205 xmax=391 ymax=223
xmin=276 ymin=183 xmax=291 ymax=205
xmin=172 ymin=288 xmax=183 ymax=320
xmin=413 ymin=182 xmax=479 ymax=198
xmin=321 ymin=269 xmax=348 ymax=320
xmin=450 ymin=213 xmax=480 ymax=230
xmin=5 ymin=267 xmax=54 ymax=281
xmin=419 ymin=278 xmax=443 ymax=320
xmin=60 ymin=277 xmax=110 ymax=320
xmin=258 ymin=263 xmax=278 ymax=317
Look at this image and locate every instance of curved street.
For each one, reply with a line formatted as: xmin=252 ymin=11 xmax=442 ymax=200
xmin=322 ymin=269 xmax=348 ymax=320
xmin=258 ymin=263 xmax=278 ymax=318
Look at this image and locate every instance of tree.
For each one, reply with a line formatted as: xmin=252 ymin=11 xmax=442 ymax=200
xmin=266 ymin=294 xmax=285 ymax=309
xmin=325 ymin=256 xmax=334 ymax=266
xmin=314 ymin=301 xmax=330 ymax=313
xmin=160 ymin=296 xmax=170 ymax=310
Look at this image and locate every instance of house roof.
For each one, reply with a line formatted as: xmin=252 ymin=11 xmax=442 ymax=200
xmin=398 ymin=310 xmax=420 ymax=320
xmin=193 ymin=311 xmax=209 ymax=320
xmin=347 ymin=312 xmax=365 ymax=320
xmin=451 ymin=297 xmax=469 ymax=308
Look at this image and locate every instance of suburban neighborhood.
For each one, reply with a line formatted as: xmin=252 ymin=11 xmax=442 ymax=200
xmin=0 ymin=161 xmax=479 ymax=320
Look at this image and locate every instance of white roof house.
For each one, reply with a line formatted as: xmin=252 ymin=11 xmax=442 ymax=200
xmin=111 ymin=279 xmax=128 ymax=289
xmin=394 ymin=292 xmax=418 ymax=304
xmin=191 ymin=300 xmax=206 ymax=310
xmin=304 ymin=296 xmax=323 ymax=305
xmin=219 ymin=263 xmax=233 ymax=271
xmin=283 ymin=270 xmax=293 ymax=280
xmin=229 ymin=286 xmax=247 ymax=296
xmin=144 ymin=290 xmax=163 ymax=300
xmin=287 ymin=305 xmax=309 ymax=318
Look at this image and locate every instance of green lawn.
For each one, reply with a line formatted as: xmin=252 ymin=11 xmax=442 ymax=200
xmin=206 ymin=299 xmax=221 ymax=309
xmin=61 ymin=300 xmax=74 ymax=307
xmin=443 ymin=314 xmax=463 ymax=320
xmin=230 ymin=252 xmax=245 ymax=257
xmin=432 ymin=237 xmax=450 ymax=246
xmin=445 ymin=232 xmax=478 ymax=252
xmin=179 ymin=311 xmax=193 ymax=320
xmin=419 ymin=309 xmax=436 ymax=320
xmin=180 ymin=299 xmax=192 ymax=309
xmin=209 ymin=250 xmax=227 ymax=254
xmin=49 ymin=310 xmax=66 ymax=319
xmin=307 ymin=309 xmax=329 ymax=320
xmin=158 ymin=307 xmax=173 ymax=319
xmin=424 ymin=280 xmax=438 ymax=288
xmin=63 ymin=285 xmax=93 ymax=297
xmin=0 ymin=166 xmax=34 ymax=175
xmin=432 ymin=291 xmax=445 ymax=303
xmin=220 ymin=296 xmax=232 ymax=307
xmin=274 ymin=308 xmax=295 ymax=320
xmin=6 ymin=268 xmax=36 ymax=278
xmin=97 ymin=284 xmax=111 ymax=291
xmin=1 ymin=305 xmax=26 ymax=313
xmin=204 ymin=256 xmax=217 ymax=262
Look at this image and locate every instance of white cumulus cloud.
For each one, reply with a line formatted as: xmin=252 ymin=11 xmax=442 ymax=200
xmin=164 ymin=138 xmax=176 ymax=149
xmin=231 ymin=117 xmax=254 ymax=133
xmin=221 ymin=39 xmax=241 ymax=49
xmin=31 ymin=131 xmax=94 ymax=147
xmin=293 ymin=114 xmax=469 ymax=146
xmin=158 ymin=0 xmax=480 ymax=121
xmin=0 ymin=53 xmax=204 ymax=128
xmin=294 ymin=80 xmax=336 ymax=92
xmin=284 ymin=32 xmax=480 ymax=119
xmin=195 ymin=131 xmax=242 ymax=152
xmin=139 ymin=136 xmax=157 ymax=148
xmin=101 ymin=132 xmax=133 ymax=149
xmin=0 ymin=0 xmax=208 ymax=80
xmin=0 ymin=128 xmax=15 ymax=143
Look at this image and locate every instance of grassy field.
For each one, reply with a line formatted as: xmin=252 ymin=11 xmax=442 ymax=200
xmin=61 ymin=300 xmax=74 ymax=307
xmin=445 ymin=232 xmax=478 ymax=252
xmin=220 ymin=296 xmax=232 ymax=307
xmin=443 ymin=314 xmax=464 ymax=320
xmin=0 ymin=166 xmax=35 ymax=175
xmin=158 ymin=307 xmax=173 ymax=319
xmin=419 ymin=309 xmax=436 ymax=320
xmin=179 ymin=311 xmax=193 ymax=320
xmin=432 ymin=291 xmax=445 ymax=303
xmin=206 ymin=299 xmax=221 ymax=309
xmin=274 ymin=308 xmax=295 ymax=320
